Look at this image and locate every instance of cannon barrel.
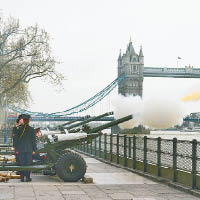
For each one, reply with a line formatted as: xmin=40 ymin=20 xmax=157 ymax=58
xmin=68 ymin=128 xmax=81 ymax=133
xmin=39 ymin=115 xmax=133 ymax=154
xmin=66 ymin=112 xmax=113 ymax=130
xmin=36 ymin=132 xmax=102 ymax=155
xmin=59 ymin=115 xmax=90 ymax=128
xmin=85 ymin=114 xmax=133 ymax=133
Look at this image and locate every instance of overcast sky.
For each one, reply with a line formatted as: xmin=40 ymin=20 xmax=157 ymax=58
xmin=1 ymin=0 xmax=200 ymax=114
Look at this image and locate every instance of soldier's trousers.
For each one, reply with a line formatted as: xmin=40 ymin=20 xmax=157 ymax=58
xmin=18 ymin=152 xmax=32 ymax=179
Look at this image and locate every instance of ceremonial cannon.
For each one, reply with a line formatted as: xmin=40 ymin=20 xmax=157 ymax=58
xmin=42 ymin=112 xmax=113 ymax=134
xmin=0 ymin=114 xmax=132 ymax=182
xmin=62 ymin=111 xmax=113 ymax=133
xmin=56 ymin=114 xmax=91 ymax=131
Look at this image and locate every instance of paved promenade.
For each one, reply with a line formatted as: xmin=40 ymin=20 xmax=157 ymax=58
xmin=0 ymin=154 xmax=199 ymax=200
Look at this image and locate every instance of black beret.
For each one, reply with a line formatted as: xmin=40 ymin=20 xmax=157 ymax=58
xmin=21 ymin=114 xmax=31 ymax=120
xmin=17 ymin=114 xmax=23 ymax=119
xmin=16 ymin=114 xmax=23 ymax=123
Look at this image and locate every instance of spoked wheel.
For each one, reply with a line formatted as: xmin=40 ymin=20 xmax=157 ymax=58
xmin=55 ymin=151 xmax=87 ymax=182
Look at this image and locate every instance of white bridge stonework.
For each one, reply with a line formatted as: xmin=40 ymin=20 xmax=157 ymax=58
xmin=117 ymin=40 xmax=144 ymax=97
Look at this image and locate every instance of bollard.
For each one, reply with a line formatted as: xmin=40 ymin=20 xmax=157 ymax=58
xmin=104 ymin=134 xmax=107 ymax=160
xmin=117 ymin=134 xmax=119 ymax=164
xmin=94 ymin=138 xmax=97 ymax=156
xmin=80 ymin=143 xmax=83 ymax=151
xmin=133 ymin=135 xmax=136 ymax=169
xmin=83 ymin=141 xmax=86 ymax=152
xmin=128 ymin=137 xmax=131 ymax=158
xmin=192 ymin=139 xmax=197 ymax=189
xmin=124 ymin=135 xmax=127 ymax=167
xmin=157 ymin=137 xmax=161 ymax=176
xmin=110 ymin=134 xmax=113 ymax=162
xmin=90 ymin=142 xmax=93 ymax=155
xmin=143 ymin=136 xmax=147 ymax=172
xmin=99 ymin=135 xmax=101 ymax=158
xmin=86 ymin=142 xmax=89 ymax=153
xmin=173 ymin=138 xmax=177 ymax=182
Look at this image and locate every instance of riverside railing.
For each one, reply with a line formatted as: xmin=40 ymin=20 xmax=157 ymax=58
xmin=75 ymin=134 xmax=200 ymax=190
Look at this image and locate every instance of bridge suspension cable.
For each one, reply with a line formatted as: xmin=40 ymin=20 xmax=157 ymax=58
xmin=7 ymin=74 xmax=125 ymax=118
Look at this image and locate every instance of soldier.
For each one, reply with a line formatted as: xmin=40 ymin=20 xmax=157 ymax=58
xmin=35 ymin=127 xmax=42 ymax=138
xmin=12 ymin=114 xmax=23 ymax=175
xmin=13 ymin=114 xmax=36 ymax=182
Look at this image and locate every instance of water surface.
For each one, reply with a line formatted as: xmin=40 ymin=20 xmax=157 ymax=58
xmin=148 ymin=130 xmax=200 ymax=141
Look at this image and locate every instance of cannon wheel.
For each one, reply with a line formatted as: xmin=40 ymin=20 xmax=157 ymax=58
xmin=55 ymin=151 xmax=87 ymax=182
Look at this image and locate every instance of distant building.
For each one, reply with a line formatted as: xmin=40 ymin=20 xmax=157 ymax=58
xmin=118 ymin=39 xmax=144 ymax=97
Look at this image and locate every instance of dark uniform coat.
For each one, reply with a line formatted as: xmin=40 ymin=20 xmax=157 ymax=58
xmin=13 ymin=124 xmax=37 ymax=180
xmin=13 ymin=124 xmax=36 ymax=153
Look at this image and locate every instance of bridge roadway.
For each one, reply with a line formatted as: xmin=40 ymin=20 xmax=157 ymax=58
xmin=8 ymin=116 xmax=114 ymax=122
xmin=143 ymin=67 xmax=200 ymax=78
xmin=0 ymin=154 xmax=199 ymax=200
xmin=8 ymin=116 xmax=200 ymax=122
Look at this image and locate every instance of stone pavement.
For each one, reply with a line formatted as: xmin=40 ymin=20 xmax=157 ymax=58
xmin=0 ymin=154 xmax=199 ymax=200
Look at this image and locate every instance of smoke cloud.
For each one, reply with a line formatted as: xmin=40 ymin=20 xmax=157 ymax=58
xmin=141 ymin=95 xmax=185 ymax=129
xmin=112 ymin=95 xmax=142 ymax=129
xmin=112 ymin=90 xmax=199 ymax=130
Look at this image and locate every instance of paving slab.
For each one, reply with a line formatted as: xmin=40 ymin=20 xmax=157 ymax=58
xmin=0 ymin=154 xmax=198 ymax=200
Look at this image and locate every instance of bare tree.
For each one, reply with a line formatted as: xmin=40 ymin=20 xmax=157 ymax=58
xmin=0 ymin=16 xmax=64 ymax=107
xmin=0 ymin=16 xmax=64 ymax=125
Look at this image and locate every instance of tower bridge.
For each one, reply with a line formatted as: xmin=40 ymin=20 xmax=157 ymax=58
xmin=2 ymin=40 xmax=200 ymax=144
xmin=118 ymin=40 xmax=200 ymax=97
xmin=6 ymin=40 xmax=200 ymax=122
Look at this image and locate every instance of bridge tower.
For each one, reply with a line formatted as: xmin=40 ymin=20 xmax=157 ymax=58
xmin=118 ymin=39 xmax=144 ymax=97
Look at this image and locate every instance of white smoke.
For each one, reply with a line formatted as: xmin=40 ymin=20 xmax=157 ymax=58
xmin=141 ymin=95 xmax=186 ymax=129
xmin=112 ymin=93 xmax=188 ymax=130
xmin=112 ymin=94 xmax=142 ymax=129
xmin=112 ymin=79 xmax=200 ymax=130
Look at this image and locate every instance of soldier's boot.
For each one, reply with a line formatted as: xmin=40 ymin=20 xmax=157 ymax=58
xmin=26 ymin=172 xmax=32 ymax=182
xmin=20 ymin=176 xmax=24 ymax=182
xmin=20 ymin=171 xmax=25 ymax=182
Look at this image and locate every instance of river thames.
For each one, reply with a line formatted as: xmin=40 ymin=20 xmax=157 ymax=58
xmin=148 ymin=130 xmax=200 ymax=141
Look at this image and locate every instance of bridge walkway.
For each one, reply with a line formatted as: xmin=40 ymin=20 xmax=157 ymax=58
xmin=0 ymin=154 xmax=199 ymax=200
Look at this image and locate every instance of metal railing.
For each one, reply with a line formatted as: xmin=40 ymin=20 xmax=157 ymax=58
xmin=76 ymin=134 xmax=200 ymax=189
